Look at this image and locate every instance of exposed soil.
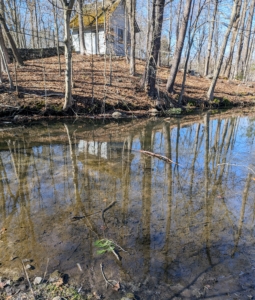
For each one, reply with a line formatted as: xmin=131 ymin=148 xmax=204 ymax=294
xmin=1 ymin=54 xmax=255 ymax=121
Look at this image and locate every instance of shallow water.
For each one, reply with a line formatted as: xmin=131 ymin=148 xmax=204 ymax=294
xmin=0 ymin=114 xmax=255 ymax=299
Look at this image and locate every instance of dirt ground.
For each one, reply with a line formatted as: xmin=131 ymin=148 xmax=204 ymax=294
xmin=1 ymin=53 xmax=255 ymax=119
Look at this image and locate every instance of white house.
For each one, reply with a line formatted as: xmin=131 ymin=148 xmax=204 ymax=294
xmin=70 ymin=0 xmax=140 ymax=56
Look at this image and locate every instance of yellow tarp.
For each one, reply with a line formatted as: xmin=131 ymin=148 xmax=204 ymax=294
xmin=70 ymin=0 xmax=121 ymax=29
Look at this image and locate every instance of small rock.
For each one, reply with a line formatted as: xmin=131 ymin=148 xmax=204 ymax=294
xmin=25 ymin=264 xmax=32 ymax=270
xmin=49 ymin=270 xmax=62 ymax=283
xmin=33 ymin=277 xmax=42 ymax=285
xmin=19 ymin=284 xmax=27 ymax=291
xmin=52 ymin=297 xmax=62 ymax=300
xmin=112 ymin=111 xmax=123 ymax=118
xmin=148 ymin=108 xmax=158 ymax=113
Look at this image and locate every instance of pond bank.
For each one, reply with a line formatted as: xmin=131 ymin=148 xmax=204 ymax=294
xmin=1 ymin=54 xmax=255 ymax=123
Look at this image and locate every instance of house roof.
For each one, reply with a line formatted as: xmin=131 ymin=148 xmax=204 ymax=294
xmin=70 ymin=0 xmax=140 ymax=32
xmin=70 ymin=0 xmax=121 ymax=29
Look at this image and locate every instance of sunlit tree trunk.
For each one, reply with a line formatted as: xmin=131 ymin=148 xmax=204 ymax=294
xmin=204 ymin=0 xmax=218 ymax=76
xmin=0 ymin=13 xmax=23 ymax=66
xmin=166 ymin=0 xmax=192 ymax=94
xmin=207 ymin=0 xmax=241 ymax=101
xmin=78 ymin=0 xmax=86 ymax=55
xmin=61 ymin=0 xmax=76 ymax=111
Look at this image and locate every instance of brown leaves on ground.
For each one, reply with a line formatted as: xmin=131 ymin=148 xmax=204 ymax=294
xmin=1 ymin=54 xmax=255 ymax=115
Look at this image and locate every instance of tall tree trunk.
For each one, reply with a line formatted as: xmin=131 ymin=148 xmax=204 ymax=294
xmin=61 ymin=0 xmax=76 ymax=111
xmin=0 ymin=13 xmax=23 ymax=66
xmin=53 ymin=0 xmax=62 ymax=75
xmin=234 ymin=0 xmax=248 ymax=79
xmin=207 ymin=0 xmax=241 ymax=101
xmin=223 ymin=18 xmax=239 ymax=78
xmin=240 ymin=0 xmax=255 ymax=77
xmin=0 ymin=25 xmax=10 ymax=64
xmin=78 ymin=0 xmax=86 ymax=55
xmin=204 ymin=0 xmax=218 ymax=76
xmin=166 ymin=0 xmax=192 ymax=94
xmin=140 ymin=0 xmax=166 ymax=96
xmin=127 ymin=0 xmax=136 ymax=75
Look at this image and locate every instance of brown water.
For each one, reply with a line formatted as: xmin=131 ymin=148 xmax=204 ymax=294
xmin=0 ymin=114 xmax=255 ymax=299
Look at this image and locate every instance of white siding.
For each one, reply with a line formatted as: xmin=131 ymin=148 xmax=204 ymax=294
xmin=72 ymin=31 xmax=80 ymax=52
xmin=108 ymin=1 xmax=127 ymax=56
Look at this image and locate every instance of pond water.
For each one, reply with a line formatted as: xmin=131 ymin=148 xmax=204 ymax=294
xmin=0 ymin=113 xmax=255 ymax=299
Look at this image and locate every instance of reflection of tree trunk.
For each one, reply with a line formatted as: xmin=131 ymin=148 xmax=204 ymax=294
xmin=232 ymin=173 xmax=252 ymax=256
xmin=188 ymin=123 xmax=200 ymax=203
xmin=141 ymin=124 xmax=152 ymax=279
xmin=204 ymin=113 xmax=213 ymax=265
xmin=64 ymin=124 xmax=82 ymax=214
xmin=162 ymin=122 xmax=173 ymax=282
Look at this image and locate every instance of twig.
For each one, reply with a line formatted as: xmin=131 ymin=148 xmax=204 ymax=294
xmin=21 ymin=260 xmax=35 ymax=299
xmin=100 ymin=263 xmax=114 ymax=287
xmin=138 ymin=150 xmax=179 ymax=165
xmin=71 ymin=210 xmax=102 ymax=221
xmin=102 ymin=201 xmax=116 ymax=225
xmin=109 ymin=239 xmax=128 ymax=253
xmin=43 ymin=258 xmax=49 ymax=281
xmin=217 ymin=163 xmax=255 ymax=175
xmin=111 ymin=249 xmax=121 ymax=261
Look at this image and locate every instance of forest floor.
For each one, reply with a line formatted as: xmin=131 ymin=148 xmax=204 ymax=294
xmin=1 ymin=53 xmax=255 ymax=121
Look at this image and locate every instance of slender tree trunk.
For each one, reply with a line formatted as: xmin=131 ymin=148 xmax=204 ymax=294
xmin=0 ymin=13 xmax=23 ymax=66
xmin=61 ymin=0 xmax=76 ymax=111
xmin=204 ymin=0 xmax=218 ymax=76
xmin=234 ymin=0 xmax=248 ymax=79
xmin=0 ymin=25 xmax=10 ymax=64
xmin=166 ymin=0 xmax=192 ymax=94
xmin=78 ymin=0 xmax=86 ymax=55
xmin=127 ymin=0 xmax=136 ymax=75
xmin=53 ymin=0 xmax=62 ymax=75
xmin=223 ymin=19 xmax=239 ymax=78
xmin=141 ymin=0 xmax=166 ymax=96
xmin=240 ymin=0 xmax=255 ymax=76
xmin=207 ymin=0 xmax=241 ymax=101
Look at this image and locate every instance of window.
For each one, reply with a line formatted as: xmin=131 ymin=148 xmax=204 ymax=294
xmin=108 ymin=27 xmax=115 ymax=43
xmin=118 ymin=28 xmax=123 ymax=43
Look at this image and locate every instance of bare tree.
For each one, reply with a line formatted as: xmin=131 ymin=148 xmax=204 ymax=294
xmin=127 ymin=0 xmax=136 ymax=75
xmin=0 ymin=13 xmax=24 ymax=66
xmin=78 ymin=0 xmax=86 ymax=55
xmin=204 ymin=0 xmax=218 ymax=76
xmin=61 ymin=0 xmax=76 ymax=110
xmin=239 ymin=0 xmax=255 ymax=78
xmin=140 ymin=0 xmax=167 ymax=96
xmin=207 ymin=0 xmax=242 ymax=101
xmin=166 ymin=0 xmax=193 ymax=94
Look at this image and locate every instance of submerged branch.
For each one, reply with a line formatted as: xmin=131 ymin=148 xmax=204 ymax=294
xmin=138 ymin=150 xmax=179 ymax=165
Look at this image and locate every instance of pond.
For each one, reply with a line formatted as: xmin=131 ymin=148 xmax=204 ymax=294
xmin=0 ymin=112 xmax=255 ymax=299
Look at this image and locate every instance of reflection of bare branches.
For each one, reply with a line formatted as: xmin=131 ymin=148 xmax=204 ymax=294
xmin=217 ymin=163 xmax=255 ymax=175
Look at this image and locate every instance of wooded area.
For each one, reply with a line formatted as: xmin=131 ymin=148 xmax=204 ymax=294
xmin=0 ymin=0 xmax=255 ymax=113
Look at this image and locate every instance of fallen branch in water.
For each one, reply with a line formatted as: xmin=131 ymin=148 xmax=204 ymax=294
xmin=100 ymin=263 xmax=114 ymax=287
xmin=102 ymin=201 xmax=116 ymax=225
xmin=139 ymin=150 xmax=179 ymax=165
xmin=100 ymin=263 xmax=120 ymax=290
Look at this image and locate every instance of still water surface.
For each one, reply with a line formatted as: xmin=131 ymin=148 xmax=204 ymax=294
xmin=0 ymin=114 xmax=255 ymax=299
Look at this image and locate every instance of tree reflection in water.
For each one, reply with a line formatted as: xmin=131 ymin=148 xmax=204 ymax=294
xmin=0 ymin=114 xmax=255 ymax=298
